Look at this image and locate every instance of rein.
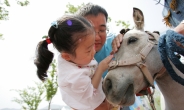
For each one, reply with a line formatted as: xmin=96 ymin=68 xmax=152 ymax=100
xmin=108 ymin=38 xmax=165 ymax=110
xmin=158 ymin=30 xmax=184 ymax=86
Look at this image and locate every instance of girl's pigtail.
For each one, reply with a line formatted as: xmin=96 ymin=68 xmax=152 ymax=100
xmin=34 ymin=39 xmax=54 ymax=81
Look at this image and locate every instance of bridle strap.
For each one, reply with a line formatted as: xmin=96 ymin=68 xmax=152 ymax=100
xmin=108 ymin=55 xmax=142 ymax=69
xmin=137 ymin=63 xmax=155 ymax=88
xmin=154 ymin=67 xmax=166 ymax=80
xmin=136 ymin=66 xmax=166 ymax=96
xmin=108 ymin=41 xmax=156 ymax=87
xmin=109 ymin=41 xmax=154 ymax=69
xmin=140 ymin=40 xmax=155 ymax=59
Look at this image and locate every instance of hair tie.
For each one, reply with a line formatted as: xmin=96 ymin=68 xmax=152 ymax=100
xmin=42 ymin=35 xmax=52 ymax=44
xmin=46 ymin=38 xmax=51 ymax=44
xmin=51 ymin=21 xmax=58 ymax=28
xmin=67 ymin=20 xmax=72 ymax=26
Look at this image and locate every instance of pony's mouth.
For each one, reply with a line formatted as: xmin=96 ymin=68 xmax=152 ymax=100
xmin=119 ymin=84 xmax=134 ymax=105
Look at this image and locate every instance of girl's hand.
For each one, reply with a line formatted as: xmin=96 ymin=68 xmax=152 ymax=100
xmin=99 ymin=55 xmax=114 ymax=72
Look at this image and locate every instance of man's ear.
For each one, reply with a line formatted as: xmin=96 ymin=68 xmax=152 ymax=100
xmin=61 ymin=52 xmax=71 ymax=61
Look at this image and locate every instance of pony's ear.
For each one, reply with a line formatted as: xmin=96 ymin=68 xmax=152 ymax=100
xmin=120 ymin=28 xmax=131 ymax=34
xmin=146 ymin=31 xmax=160 ymax=41
xmin=133 ymin=7 xmax=144 ymax=31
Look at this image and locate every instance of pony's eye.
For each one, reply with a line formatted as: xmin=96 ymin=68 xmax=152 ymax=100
xmin=128 ymin=37 xmax=138 ymax=44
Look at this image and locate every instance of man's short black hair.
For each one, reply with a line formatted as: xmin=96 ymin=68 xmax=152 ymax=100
xmin=75 ymin=3 xmax=108 ymax=22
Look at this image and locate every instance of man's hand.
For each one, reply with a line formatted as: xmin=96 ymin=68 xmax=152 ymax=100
xmin=111 ymin=34 xmax=123 ymax=54
xmin=111 ymin=28 xmax=130 ymax=54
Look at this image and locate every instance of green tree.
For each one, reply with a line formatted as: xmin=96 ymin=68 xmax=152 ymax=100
xmin=0 ymin=0 xmax=29 ymax=39
xmin=44 ymin=59 xmax=58 ymax=110
xmin=0 ymin=33 xmax=4 ymax=40
xmin=108 ymin=17 xmax=112 ymax=23
xmin=11 ymin=60 xmax=58 ymax=110
xmin=115 ymin=20 xmax=130 ymax=29
xmin=0 ymin=0 xmax=29 ymax=20
xmin=65 ymin=3 xmax=85 ymax=14
xmin=11 ymin=82 xmax=45 ymax=110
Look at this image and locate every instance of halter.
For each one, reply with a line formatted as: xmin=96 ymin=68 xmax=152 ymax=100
xmin=108 ymin=38 xmax=166 ymax=110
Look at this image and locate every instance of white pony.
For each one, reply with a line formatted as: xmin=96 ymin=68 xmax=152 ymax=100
xmin=102 ymin=7 xmax=184 ymax=110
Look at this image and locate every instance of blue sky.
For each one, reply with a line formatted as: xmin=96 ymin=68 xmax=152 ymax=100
xmin=0 ymin=0 xmax=169 ymax=109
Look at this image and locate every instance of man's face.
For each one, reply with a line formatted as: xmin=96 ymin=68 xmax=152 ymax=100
xmin=85 ymin=13 xmax=107 ymax=52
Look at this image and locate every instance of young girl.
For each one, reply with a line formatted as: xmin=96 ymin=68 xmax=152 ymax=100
xmin=34 ymin=15 xmax=117 ymax=110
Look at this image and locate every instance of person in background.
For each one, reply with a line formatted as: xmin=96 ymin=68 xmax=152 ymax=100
xmin=161 ymin=0 xmax=184 ymax=62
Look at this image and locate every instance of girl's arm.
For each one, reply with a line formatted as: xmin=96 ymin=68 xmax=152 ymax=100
xmin=91 ymin=55 xmax=113 ymax=89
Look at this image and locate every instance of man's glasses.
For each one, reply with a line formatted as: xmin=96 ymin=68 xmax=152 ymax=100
xmin=95 ymin=28 xmax=109 ymax=36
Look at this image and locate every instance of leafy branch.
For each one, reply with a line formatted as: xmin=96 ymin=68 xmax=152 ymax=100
xmin=44 ymin=59 xmax=58 ymax=110
xmin=11 ymin=82 xmax=45 ymax=110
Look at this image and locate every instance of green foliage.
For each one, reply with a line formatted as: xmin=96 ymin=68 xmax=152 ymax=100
xmin=0 ymin=33 xmax=4 ymax=40
xmin=108 ymin=17 xmax=112 ymax=23
xmin=0 ymin=0 xmax=30 ymax=39
xmin=0 ymin=0 xmax=29 ymax=20
xmin=115 ymin=20 xmax=130 ymax=29
xmin=16 ymin=0 xmax=29 ymax=6
xmin=44 ymin=59 xmax=58 ymax=110
xmin=0 ymin=7 xmax=9 ymax=20
xmin=0 ymin=0 xmax=10 ymax=21
xmin=11 ymin=82 xmax=45 ymax=110
xmin=65 ymin=2 xmax=85 ymax=14
xmin=11 ymin=60 xmax=58 ymax=110
xmin=4 ymin=0 xmax=10 ymax=6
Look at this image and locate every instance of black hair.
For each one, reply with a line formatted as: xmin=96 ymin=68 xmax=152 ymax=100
xmin=153 ymin=31 xmax=160 ymax=35
xmin=34 ymin=15 xmax=93 ymax=81
xmin=75 ymin=3 xmax=108 ymax=22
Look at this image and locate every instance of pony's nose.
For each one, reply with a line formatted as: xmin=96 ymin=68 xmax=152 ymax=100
xmin=103 ymin=78 xmax=112 ymax=95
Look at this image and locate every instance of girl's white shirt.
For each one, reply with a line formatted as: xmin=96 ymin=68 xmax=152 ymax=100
xmin=57 ymin=55 xmax=105 ymax=110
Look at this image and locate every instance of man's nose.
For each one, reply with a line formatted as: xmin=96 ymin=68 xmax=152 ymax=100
xmin=95 ymin=32 xmax=101 ymax=40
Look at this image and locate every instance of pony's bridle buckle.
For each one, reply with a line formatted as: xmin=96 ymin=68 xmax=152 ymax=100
xmin=108 ymin=60 xmax=119 ymax=70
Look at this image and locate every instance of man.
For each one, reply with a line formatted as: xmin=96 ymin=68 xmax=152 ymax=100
xmin=76 ymin=3 xmax=149 ymax=110
xmin=76 ymin=2 xmax=122 ymax=78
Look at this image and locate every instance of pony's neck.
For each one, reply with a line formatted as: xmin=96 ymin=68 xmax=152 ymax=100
xmin=156 ymin=71 xmax=184 ymax=110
